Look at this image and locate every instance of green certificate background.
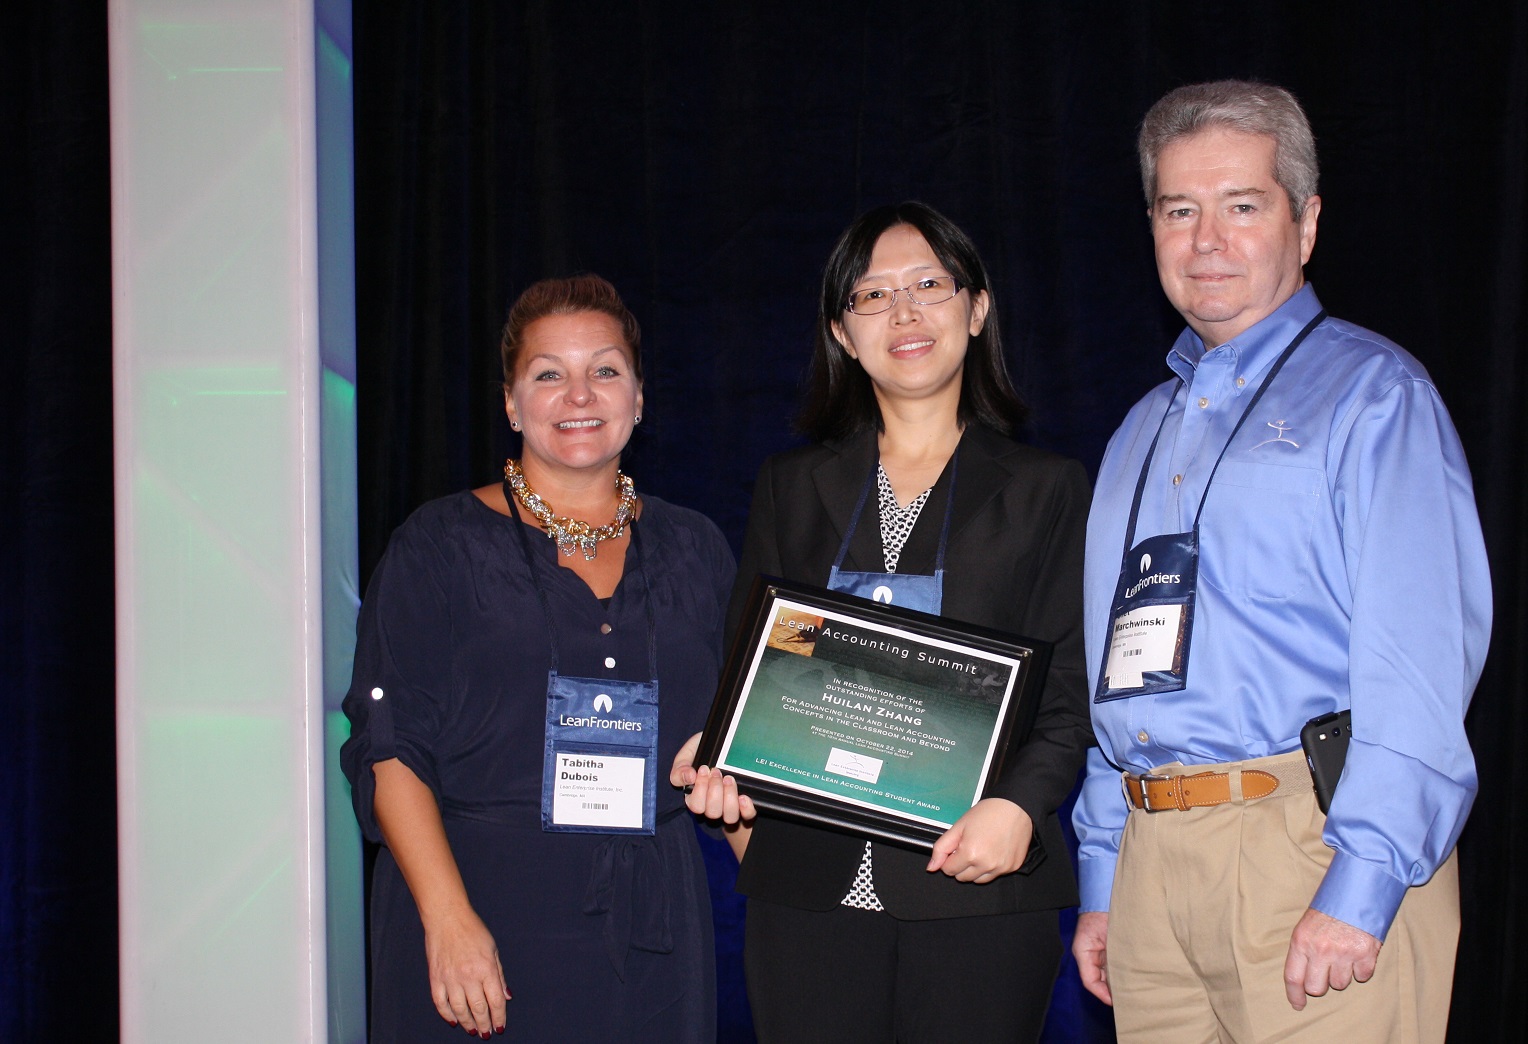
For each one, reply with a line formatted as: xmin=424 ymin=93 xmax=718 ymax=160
xmin=719 ymin=617 xmax=1016 ymax=829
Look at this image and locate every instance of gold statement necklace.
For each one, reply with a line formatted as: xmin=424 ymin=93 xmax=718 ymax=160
xmin=504 ymin=459 xmax=636 ymax=560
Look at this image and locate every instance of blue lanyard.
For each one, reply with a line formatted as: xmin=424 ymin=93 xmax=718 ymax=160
xmin=1119 ymin=311 xmax=1326 ymax=554
xmin=832 ymin=450 xmax=959 ymax=576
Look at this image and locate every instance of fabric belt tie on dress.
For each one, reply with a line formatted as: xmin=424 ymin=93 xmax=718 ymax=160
xmin=582 ymin=807 xmax=684 ymax=979
xmin=1123 ymin=769 xmax=1280 ymax=812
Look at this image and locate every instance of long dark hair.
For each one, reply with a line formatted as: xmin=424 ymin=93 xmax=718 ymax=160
xmin=796 ymin=202 xmax=1028 ymax=441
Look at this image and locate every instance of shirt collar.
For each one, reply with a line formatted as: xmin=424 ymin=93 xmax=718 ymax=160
xmin=1166 ymin=283 xmax=1325 ymax=385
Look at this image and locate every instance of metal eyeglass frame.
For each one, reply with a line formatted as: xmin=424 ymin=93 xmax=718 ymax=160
xmin=845 ymin=277 xmax=966 ymax=315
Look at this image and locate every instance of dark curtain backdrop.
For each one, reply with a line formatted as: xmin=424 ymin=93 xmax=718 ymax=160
xmin=351 ymin=3 xmax=1526 ymax=1042
xmin=2 ymin=1 xmax=118 ymax=1040
xmin=4 ymin=1 xmax=1525 ymax=1042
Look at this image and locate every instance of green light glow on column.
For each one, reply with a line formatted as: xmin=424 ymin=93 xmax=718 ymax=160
xmin=112 ymin=0 xmax=358 ymax=1039
xmin=317 ymin=1 xmax=363 ymax=1026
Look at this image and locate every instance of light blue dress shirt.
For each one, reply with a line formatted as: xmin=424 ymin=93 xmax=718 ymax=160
xmin=1074 ymin=285 xmax=1492 ymax=940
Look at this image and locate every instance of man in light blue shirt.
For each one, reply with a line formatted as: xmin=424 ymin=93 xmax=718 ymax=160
xmin=1072 ymin=80 xmax=1491 ymax=1041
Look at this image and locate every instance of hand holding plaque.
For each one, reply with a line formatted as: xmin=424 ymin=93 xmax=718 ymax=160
xmin=691 ymin=577 xmax=1051 ymax=851
xmin=672 ymin=732 xmax=756 ymax=825
xmin=925 ymin=796 xmax=1035 ymax=881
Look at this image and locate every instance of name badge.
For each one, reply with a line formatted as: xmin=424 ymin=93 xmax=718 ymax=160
xmin=1096 ymin=530 xmax=1198 ymax=702
xmin=541 ymin=671 xmax=659 ymax=834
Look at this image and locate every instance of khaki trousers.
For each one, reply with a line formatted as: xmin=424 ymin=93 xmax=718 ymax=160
xmin=1108 ymin=751 xmax=1460 ymax=1043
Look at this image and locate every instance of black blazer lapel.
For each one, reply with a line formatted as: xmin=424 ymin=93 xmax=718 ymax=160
xmin=948 ymin=424 xmax=1022 ymax=545
xmin=809 ymin=432 xmax=878 ymax=555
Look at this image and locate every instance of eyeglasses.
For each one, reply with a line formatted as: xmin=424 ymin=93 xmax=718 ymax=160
xmin=846 ymin=276 xmax=965 ymax=315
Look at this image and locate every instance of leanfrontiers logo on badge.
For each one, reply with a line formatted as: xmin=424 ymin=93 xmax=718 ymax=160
xmin=1125 ymin=561 xmax=1185 ymax=599
xmin=557 ymin=692 xmax=643 ymax=731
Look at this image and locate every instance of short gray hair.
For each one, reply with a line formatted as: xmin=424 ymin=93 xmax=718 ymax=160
xmin=1138 ymin=80 xmax=1319 ymax=220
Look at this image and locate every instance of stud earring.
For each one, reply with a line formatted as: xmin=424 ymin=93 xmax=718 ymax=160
xmin=634 ymin=414 xmax=641 ymax=424
xmin=510 ymin=420 xmax=520 ymax=431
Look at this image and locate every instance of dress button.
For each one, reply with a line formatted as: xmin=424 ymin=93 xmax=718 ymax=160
xmin=1236 ymin=376 xmax=1247 ymax=388
xmin=1197 ymin=396 xmax=1209 ymax=409
xmin=604 ymin=657 xmax=616 ymax=669
xmin=600 ymin=623 xmax=612 ymax=635
xmin=1137 ymin=730 xmax=1149 ymax=743
xmin=1172 ymin=474 xmax=1183 ymax=486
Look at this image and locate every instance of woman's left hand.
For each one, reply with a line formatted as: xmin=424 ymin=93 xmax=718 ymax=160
xmin=925 ymin=798 xmax=1033 ymax=883
xmin=670 ymin=731 xmax=755 ymax=823
xmin=669 ymin=731 xmax=703 ymax=788
xmin=670 ymin=730 xmax=755 ymax=860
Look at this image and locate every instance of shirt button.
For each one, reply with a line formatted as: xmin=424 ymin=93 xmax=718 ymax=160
xmin=1172 ymin=474 xmax=1183 ymax=486
xmin=604 ymin=657 xmax=616 ymax=669
xmin=1137 ymin=730 xmax=1149 ymax=743
xmin=1197 ymin=396 xmax=1209 ymax=409
xmin=1236 ymin=376 xmax=1247 ymax=388
xmin=600 ymin=623 xmax=612 ymax=635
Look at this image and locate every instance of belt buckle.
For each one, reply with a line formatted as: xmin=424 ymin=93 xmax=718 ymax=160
xmin=1137 ymin=773 xmax=1171 ymax=812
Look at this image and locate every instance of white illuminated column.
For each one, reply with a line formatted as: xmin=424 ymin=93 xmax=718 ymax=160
xmin=109 ymin=1 xmax=362 ymax=1040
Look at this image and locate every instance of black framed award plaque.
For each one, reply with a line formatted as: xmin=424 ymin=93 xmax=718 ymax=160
xmin=693 ymin=576 xmax=1051 ymax=850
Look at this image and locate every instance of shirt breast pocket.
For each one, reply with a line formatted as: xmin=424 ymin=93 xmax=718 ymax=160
xmin=1199 ymin=460 xmax=1325 ymax=602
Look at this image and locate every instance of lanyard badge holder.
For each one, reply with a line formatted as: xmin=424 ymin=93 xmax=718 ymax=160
xmin=825 ymin=454 xmax=957 ymax=616
xmin=541 ymin=669 xmax=658 ymax=834
xmin=507 ymin=490 xmax=661 ymax=835
xmin=1096 ymin=312 xmax=1326 ymax=702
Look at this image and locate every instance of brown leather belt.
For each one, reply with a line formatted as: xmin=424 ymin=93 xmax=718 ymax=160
xmin=1123 ymin=769 xmax=1279 ymax=812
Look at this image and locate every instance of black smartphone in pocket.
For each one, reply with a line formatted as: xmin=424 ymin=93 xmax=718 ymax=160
xmin=1301 ymin=709 xmax=1351 ymax=814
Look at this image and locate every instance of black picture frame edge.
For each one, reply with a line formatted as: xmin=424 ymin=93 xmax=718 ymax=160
xmin=693 ymin=574 xmax=1053 ymax=850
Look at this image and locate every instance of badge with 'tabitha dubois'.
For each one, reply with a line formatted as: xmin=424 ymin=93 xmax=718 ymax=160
xmin=541 ymin=672 xmax=659 ymax=834
xmin=1096 ymin=530 xmax=1196 ymax=701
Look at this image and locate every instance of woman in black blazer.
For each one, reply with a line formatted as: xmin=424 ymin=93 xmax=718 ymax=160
xmin=676 ymin=202 xmax=1091 ymax=1041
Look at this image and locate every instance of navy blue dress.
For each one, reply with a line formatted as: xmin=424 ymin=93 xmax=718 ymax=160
xmin=341 ymin=491 xmax=734 ymax=1042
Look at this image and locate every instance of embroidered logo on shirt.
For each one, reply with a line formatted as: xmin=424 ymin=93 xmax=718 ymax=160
xmin=1252 ymin=419 xmax=1301 ymax=450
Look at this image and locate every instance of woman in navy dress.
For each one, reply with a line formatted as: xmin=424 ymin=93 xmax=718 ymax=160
xmin=342 ymin=275 xmax=734 ymax=1041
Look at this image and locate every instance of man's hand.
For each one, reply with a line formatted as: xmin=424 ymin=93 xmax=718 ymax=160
xmin=1073 ymin=911 xmax=1113 ymax=1005
xmin=1283 ymin=907 xmax=1381 ymax=1010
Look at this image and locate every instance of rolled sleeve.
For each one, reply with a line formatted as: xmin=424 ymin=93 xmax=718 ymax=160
xmin=339 ymin=520 xmax=454 ymax=842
